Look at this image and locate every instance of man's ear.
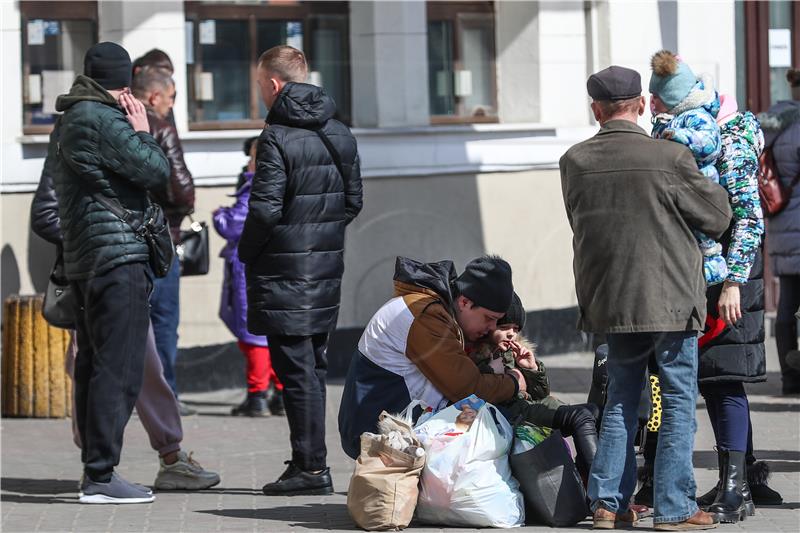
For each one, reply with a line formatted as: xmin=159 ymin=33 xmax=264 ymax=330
xmin=590 ymin=101 xmax=603 ymax=123
xmin=638 ymin=96 xmax=646 ymax=116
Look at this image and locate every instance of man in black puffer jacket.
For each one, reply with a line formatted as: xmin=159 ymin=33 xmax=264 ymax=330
xmin=239 ymin=45 xmax=363 ymax=496
xmin=50 ymin=42 xmax=170 ymax=504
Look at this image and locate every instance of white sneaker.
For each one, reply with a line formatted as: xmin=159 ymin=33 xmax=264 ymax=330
xmin=153 ymin=451 xmax=220 ymax=490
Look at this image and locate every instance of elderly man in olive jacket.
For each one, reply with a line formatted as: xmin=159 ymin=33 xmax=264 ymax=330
xmin=559 ymin=66 xmax=731 ymax=530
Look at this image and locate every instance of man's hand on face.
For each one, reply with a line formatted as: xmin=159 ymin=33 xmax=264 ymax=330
xmin=510 ymin=341 xmax=538 ymax=371
xmin=119 ymin=92 xmax=150 ymax=133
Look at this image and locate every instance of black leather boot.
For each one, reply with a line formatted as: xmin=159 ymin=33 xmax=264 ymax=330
xmin=553 ymin=404 xmax=597 ymax=479
xmin=708 ymin=449 xmax=747 ymax=523
xmin=700 ymin=454 xmax=755 ymax=515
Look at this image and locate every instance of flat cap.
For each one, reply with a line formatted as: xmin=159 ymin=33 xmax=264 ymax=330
xmin=587 ymin=65 xmax=642 ymax=101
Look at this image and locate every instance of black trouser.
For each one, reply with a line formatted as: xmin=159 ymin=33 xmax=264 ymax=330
xmin=72 ymin=262 xmax=152 ymax=482
xmin=776 ymin=275 xmax=800 ymax=391
xmin=269 ymin=333 xmax=329 ymax=471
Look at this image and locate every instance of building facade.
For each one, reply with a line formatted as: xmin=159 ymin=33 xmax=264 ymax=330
xmin=1 ymin=1 xmax=790 ymax=381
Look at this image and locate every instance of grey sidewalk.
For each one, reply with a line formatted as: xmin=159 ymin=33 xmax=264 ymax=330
xmin=2 ymin=344 xmax=799 ymax=532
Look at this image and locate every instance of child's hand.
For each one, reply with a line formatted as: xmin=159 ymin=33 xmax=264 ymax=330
xmin=510 ymin=341 xmax=538 ymax=371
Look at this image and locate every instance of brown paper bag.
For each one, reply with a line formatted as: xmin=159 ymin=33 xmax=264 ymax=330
xmin=347 ymin=414 xmax=425 ymax=531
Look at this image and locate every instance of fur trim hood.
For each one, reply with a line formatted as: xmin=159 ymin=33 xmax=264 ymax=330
xmin=757 ymin=101 xmax=800 ymax=134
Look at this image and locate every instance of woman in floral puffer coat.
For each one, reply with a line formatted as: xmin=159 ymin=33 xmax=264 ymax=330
xmin=694 ymin=97 xmax=785 ymax=519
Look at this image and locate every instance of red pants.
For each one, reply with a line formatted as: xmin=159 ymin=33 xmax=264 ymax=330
xmin=237 ymin=342 xmax=282 ymax=393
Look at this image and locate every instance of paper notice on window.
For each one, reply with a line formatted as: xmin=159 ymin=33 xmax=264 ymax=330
xmin=454 ymin=70 xmax=473 ymax=97
xmin=199 ymin=20 xmax=216 ymax=45
xmin=42 ymin=70 xmax=75 ymax=115
xmin=286 ymin=22 xmax=303 ymax=50
xmin=769 ymin=29 xmax=792 ymax=68
xmin=27 ymin=74 xmax=42 ymax=104
xmin=27 ymin=19 xmax=45 ymax=45
xmin=195 ymin=72 xmax=214 ymax=101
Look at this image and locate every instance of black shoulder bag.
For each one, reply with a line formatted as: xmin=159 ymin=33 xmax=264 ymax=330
xmin=91 ymin=193 xmax=175 ymax=278
xmin=42 ymin=250 xmax=77 ymax=329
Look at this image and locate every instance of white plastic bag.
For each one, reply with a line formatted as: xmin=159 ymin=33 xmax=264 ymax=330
xmin=413 ymin=395 xmax=525 ymax=528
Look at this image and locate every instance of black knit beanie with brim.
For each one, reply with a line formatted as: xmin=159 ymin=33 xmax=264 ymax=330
xmin=454 ymin=255 xmax=513 ymax=314
xmin=84 ymin=42 xmax=132 ymax=90
xmin=498 ymin=292 xmax=526 ymax=331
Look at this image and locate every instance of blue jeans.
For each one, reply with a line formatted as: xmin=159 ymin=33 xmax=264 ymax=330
xmin=149 ymin=256 xmax=180 ymax=394
xmin=588 ymin=331 xmax=699 ymax=524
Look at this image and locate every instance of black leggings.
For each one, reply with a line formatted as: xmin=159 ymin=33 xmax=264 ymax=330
xmin=776 ymin=275 xmax=800 ymax=390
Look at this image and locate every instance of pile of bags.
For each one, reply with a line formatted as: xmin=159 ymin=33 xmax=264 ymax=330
xmin=347 ymin=396 xmax=588 ymax=530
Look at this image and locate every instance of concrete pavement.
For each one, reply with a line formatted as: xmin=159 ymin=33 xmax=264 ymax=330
xmin=2 ymin=343 xmax=799 ymax=532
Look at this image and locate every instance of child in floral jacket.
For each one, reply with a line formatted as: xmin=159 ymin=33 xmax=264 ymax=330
xmin=649 ymin=50 xmax=726 ymax=285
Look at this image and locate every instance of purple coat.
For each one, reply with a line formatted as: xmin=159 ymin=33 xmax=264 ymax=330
xmin=213 ymin=173 xmax=267 ymax=346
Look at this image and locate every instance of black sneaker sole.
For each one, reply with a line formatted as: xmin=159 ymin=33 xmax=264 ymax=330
xmin=262 ymin=485 xmax=333 ymax=496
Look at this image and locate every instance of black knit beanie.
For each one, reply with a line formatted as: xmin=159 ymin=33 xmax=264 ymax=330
xmin=498 ymin=292 xmax=526 ymax=330
xmin=84 ymin=42 xmax=132 ymax=90
xmin=454 ymin=256 xmax=513 ymax=313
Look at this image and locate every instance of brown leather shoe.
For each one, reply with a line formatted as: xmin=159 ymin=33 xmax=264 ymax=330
xmin=592 ymin=507 xmax=638 ymax=529
xmin=654 ymin=509 xmax=719 ymax=531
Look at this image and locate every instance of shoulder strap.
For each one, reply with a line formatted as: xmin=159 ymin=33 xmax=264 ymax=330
xmin=314 ymin=127 xmax=348 ymax=186
xmin=90 ymin=192 xmax=140 ymax=229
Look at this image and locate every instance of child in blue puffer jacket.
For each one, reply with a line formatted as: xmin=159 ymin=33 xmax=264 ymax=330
xmin=649 ymin=50 xmax=726 ymax=285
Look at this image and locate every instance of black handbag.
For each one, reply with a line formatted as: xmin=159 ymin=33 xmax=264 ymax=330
xmin=509 ymin=430 xmax=589 ymax=527
xmin=177 ymin=216 xmax=209 ymax=276
xmin=42 ymin=253 xmax=77 ymax=329
xmin=92 ymin=193 xmax=175 ymax=278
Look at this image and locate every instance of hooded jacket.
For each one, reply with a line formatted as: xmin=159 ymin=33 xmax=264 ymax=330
xmin=238 ymin=82 xmax=363 ymax=336
xmin=50 ymin=75 xmax=170 ymax=280
xmin=337 ymin=257 xmax=518 ymax=459
xmin=758 ymin=101 xmax=800 ymax=276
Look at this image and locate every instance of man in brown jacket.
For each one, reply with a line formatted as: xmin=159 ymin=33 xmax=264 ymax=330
xmin=132 ymin=65 xmax=195 ymax=414
xmin=337 ymin=255 xmax=525 ymax=459
xmin=560 ymin=66 xmax=731 ymax=531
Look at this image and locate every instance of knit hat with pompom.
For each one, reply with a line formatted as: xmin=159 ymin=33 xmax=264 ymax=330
xmin=648 ymin=50 xmax=696 ymax=110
